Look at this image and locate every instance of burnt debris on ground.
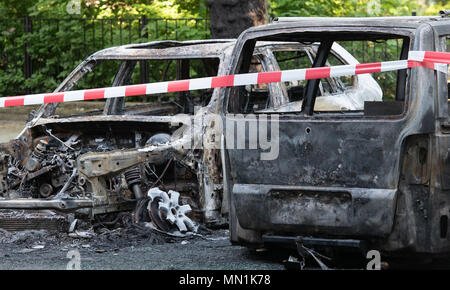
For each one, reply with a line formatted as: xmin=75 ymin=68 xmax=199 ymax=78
xmin=0 ymin=208 xmax=217 ymax=254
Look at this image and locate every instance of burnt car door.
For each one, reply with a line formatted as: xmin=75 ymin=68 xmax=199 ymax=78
xmin=221 ymin=27 xmax=437 ymax=244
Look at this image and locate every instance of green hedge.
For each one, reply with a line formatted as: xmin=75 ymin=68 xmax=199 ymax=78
xmin=0 ymin=17 xmax=209 ymax=96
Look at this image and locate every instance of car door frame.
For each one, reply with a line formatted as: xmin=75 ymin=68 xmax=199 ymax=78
xmin=219 ymin=24 xmax=440 ymax=242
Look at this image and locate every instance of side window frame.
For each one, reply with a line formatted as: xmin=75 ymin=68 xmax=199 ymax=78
xmin=447 ymin=36 xmax=450 ymax=120
xmin=436 ymin=34 xmax=449 ymax=121
xmin=223 ymin=29 xmax=413 ymax=121
xmin=258 ymin=48 xmax=290 ymax=108
xmin=446 ymin=36 xmax=450 ymax=120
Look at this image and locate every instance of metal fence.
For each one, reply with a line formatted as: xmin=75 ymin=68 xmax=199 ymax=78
xmin=0 ymin=16 xmax=402 ymax=97
xmin=0 ymin=16 xmax=210 ymax=95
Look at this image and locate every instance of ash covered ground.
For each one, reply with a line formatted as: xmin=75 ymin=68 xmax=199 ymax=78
xmin=0 ymin=220 xmax=286 ymax=270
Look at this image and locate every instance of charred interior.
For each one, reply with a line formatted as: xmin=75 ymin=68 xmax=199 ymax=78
xmin=0 ymin=118 xmax=205 ymax=218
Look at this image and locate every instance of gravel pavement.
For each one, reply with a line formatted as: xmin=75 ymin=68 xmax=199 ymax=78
xmin=0 ymin=228 xmax=286 ymax=270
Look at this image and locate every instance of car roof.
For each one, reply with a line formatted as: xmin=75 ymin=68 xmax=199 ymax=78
xmin=246 ymin=16 xmax=450 ymax=33
xmin=88 ymin=39 xmax=334 ymax=60
xmin=89 ymin=39 xmax=236 ymax=60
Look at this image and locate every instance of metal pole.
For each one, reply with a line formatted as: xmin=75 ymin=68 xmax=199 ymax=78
xmin=140 ymin=15 xmax=149 ymax=85
xmin=23 ymin=16 xmax=33 ymax=92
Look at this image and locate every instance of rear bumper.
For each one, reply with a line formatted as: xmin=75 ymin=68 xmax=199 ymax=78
xmin=233 ymin=184 xmax=397 ymax=238
xmin=263 ymin=235 xmax=367 ymax=252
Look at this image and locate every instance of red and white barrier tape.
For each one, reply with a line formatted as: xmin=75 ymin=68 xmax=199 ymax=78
xmin=0 ymin=50 xmax=449 ymax=108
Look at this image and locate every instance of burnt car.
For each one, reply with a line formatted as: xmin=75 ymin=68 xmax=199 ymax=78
xmin=219 ymin=15 xmax=450 ymax=259
xmin=0 ymin=38 xmax=380 ymax=232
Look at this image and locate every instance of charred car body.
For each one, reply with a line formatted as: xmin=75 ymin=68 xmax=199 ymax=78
xmin=220 ymin=15 xmax=450 ymax=257
xmin=0 ymin=40 xmax=238 ymax=229
xmin=0 ymin=38 xmax=378 ymax=232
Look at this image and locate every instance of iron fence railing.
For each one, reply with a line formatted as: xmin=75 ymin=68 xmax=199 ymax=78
xmin=0 ymin=15 xmax=403 ymax=97
xmin=0 ymin=16 xmax=210 ymax=95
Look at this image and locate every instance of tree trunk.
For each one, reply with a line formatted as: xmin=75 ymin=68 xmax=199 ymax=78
xmin=207 ymin=0 xmax=269 ymax=39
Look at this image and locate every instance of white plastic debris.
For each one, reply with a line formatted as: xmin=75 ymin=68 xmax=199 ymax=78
xmin=147 ymin=187 xmax=198 ymax=233
xmin=68 ymin=230 xmax=94 ymax=239
xmin=68 ymin=219 xmax=78 ymax=233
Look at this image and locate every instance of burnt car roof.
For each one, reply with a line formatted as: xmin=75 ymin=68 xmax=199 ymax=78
xmin=247 ymin=16 xmax=449 ymax=33
xmin=89 ymin=39 xmax=236 ymax=60
xmin=87 ymin=39 xmax=328 ymax=61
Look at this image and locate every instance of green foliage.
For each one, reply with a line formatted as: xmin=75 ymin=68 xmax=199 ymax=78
xmin=268 ymin=0 xmax=446 ymax=17
xmin=0 ymin=0 xmax=448 ymax=97
xmin=0 ymin=0 xmax=210 ymax=96
xmin=0 ymin=0 xmax=37 ymax=17
xmin=172 ymin=0 xmax=208 ymax=18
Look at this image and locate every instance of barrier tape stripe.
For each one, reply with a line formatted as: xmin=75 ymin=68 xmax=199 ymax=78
xmin=0 ymin=51 xmax=449 ymax=108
